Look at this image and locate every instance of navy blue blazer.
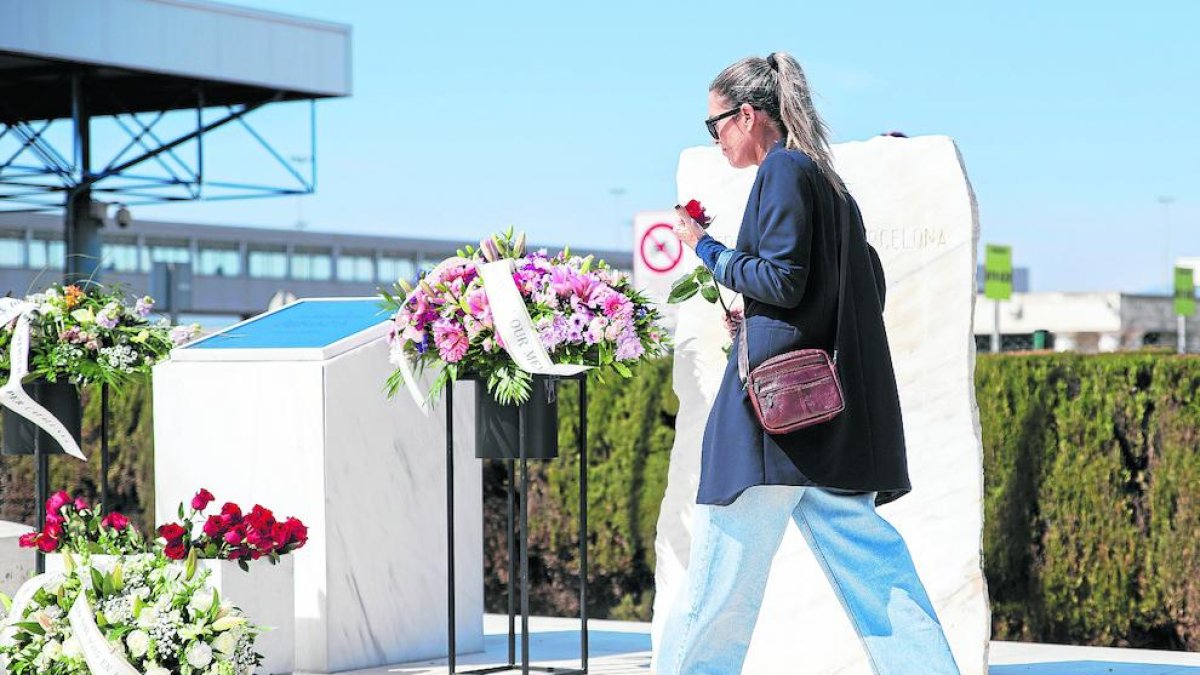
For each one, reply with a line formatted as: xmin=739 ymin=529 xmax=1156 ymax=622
xmin=696 ymin=141 xmax=911 ymax=507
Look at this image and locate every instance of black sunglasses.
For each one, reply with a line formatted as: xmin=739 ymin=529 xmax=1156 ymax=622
xmin=704 ymin=107 xmax=741 ymax=140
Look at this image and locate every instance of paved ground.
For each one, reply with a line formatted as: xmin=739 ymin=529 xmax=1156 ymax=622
xmin=333 ymin=614 xmax=1200 ymax=675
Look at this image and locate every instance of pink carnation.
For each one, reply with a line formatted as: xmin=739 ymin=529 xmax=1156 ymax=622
xmin=433 ymin=319 xmax=469 ymax=362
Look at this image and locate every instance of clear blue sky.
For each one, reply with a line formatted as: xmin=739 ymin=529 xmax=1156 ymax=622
xmin=133 ymin=1 xmax=1199 ymax=293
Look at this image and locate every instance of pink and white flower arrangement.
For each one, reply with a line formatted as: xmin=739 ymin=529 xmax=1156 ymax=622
xmin=383 ymin=228 xmax=669 ymax=405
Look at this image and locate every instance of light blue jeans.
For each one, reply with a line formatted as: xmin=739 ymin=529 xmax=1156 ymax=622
xmin=657 ymin=486 xmax=960 ymax=675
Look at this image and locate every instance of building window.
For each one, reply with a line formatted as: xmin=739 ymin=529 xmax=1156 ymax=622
xmin=248 ymin=248 xmax=287 ymax=279
xmin=291 ymin=249 xmax=332 ymax=281
xmin=0 ymin=231 xmax=23 ymax=267
xmin=378 ymin=255 xmax=416 ymax=285
xmin=101 ymin=240 xmax=140 ymax=273
xmin=337 ymin=253 xmax=374 ymax=283
xmin=28 ymin=237 xmax=64 ymax=270
xmin=141 ymin=241 xmax=190 ymax=272
xmin=197 ymin=246 xmax=241 ymax=277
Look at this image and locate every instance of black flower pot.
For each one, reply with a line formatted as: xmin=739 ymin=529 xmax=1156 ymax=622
xmin=474 ymin=375 xmax=559 ymax=460
xmin=2 ymin=379 xmax=82 ymax=456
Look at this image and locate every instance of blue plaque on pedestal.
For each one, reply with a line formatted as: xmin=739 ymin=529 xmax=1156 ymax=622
xmin=175 ymin=298 xmax=390 ymax=361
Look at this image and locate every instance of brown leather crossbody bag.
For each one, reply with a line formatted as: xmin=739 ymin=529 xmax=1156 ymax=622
xmin=737 ymin=211 xmax=849 ymax=434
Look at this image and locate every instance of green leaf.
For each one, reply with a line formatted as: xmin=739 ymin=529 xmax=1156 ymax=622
xmin=13 ymin=621 xmax=44 ymax=636
xmin=667 ymin=280 xmax=700 ymax=304
xmin=700 ymin=284 xmax=720 ymax=304
xmin=185 ymin=546 xmax=198 ymax=581
xmin=89 ymin=567 xmax=105 ymax=596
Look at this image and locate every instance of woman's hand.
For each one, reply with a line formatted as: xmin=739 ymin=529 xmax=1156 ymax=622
xmin=673 ymin=206 xmax=707 ymax=250
xmin=722 ymin=305 xmax=745 ymax=338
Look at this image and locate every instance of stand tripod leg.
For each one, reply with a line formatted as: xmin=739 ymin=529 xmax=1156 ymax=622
xmin=579 ymin=378 xmax=589 ymax=672
xmin=100 ymin=383 xmax=109 ymax=513
xmin=446 ymin=383 xmax=456 ymax=674
xmin=507 ymin=459 xmax=516 ymax=666
xmin=34 ymin=429 xmax=46 ymax=575
xmin=519 ymin=410 xmax=529 ymax=674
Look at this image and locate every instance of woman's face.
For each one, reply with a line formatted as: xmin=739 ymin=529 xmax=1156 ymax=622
xmin=708 ymin=91 xmax=755 ymax=169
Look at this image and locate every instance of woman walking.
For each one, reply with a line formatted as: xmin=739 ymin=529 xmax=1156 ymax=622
xmin=659 ymin=52 xmax=961 ymax=675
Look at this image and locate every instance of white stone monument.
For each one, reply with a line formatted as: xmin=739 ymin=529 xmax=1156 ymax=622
xmin=152 ymin=298 xmax=484 ymax=674
xmin=0 ymin=520 xmax=35 ymax=599
xmin=652 ymin=136 xmax=990 ymax=674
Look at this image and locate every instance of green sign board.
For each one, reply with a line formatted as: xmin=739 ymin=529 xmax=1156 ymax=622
xmin=984 ymin=244 xmax=1013 ymax=300
xmin=1175 ymin=266 xmax=1195 ymax=317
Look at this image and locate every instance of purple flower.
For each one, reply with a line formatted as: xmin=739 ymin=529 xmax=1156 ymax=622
xmin=96 ymin=311 xmax=118 ymax=330
xmin=538 ymin=316 xmax=569 ymax=352
xmin=169 ymin=325 xmax=196 ymax=346
xmin=135 ymin=296 xmax=154 ymax=318
xmin=615 ymin=328 xmax=645 ymax=361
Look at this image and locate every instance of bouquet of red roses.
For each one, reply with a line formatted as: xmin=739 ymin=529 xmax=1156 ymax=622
xmin=157 ymin=488 xmax=308 ymax=571
xmin=17 ymin=490 xmax=144 ymax=555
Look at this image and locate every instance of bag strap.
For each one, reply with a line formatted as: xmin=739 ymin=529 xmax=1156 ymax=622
xmin=738 ymin=195 xmax=853 ymax=385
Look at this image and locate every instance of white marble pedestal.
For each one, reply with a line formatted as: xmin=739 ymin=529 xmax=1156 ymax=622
xmin=152 ymin=299 xmax=484 ymax=673
xmin=0 ymin=520 xmax=35 ymax=600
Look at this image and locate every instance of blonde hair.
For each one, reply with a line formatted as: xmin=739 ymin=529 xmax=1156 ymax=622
xmin=710 ymin=52 xmax=845 ymax=195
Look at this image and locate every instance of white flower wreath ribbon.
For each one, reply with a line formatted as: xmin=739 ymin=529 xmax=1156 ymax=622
xmin=0 ymin=298 xmax=86 ymax=460
xmin=69 ymin=592 xmax=140 ymax=674
xmin=477 ymin=259 xmax=592 ymax=377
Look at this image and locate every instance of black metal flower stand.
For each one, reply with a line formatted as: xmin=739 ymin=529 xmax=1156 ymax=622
xmin=444 ymin=373 xmax=589 ymax=675
xmin=1 ymin=380 xmax=110 ymax=573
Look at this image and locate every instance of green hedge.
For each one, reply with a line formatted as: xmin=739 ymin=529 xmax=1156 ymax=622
xmin=3 ymin=354 xmax=1199 ymax=649
xmin=978 ymin=352 xmax=1200 ymax=650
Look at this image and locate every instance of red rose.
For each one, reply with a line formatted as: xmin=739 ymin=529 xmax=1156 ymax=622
xmin=191 ymin=488 xmax=215 ymax=512
xmin=37 ymin=535 xmax=59 ymax=553
xmin=46 ymin=491 xmax=72 ymax=515
xmin=223 ymin=527 xmax=245 ymax=546
xmin=274 ymin=518 xmax=308 ymax=552
xmin=219 ymin=503 xmax=243 ymax=526
xmin=73 ymin=497 xmax=88 ymax=512
xmin=43 ymin=522 xmax=63 ymax=540
xmin=101 ymin=512 xmax=129 ymax=530
xmin=45 ymin=512 xmax=64 ymax=527
xmin=164 ymin=542 xmax=188 ymax=560
xmin=226 ymin=545 xmax=251 ymax=561
xmin=246 ymin=505 xmax=276 ymax=532
xmin=202 ymin=515 xmax=226 ymax=539
xmin=684 ymin=199 xmax=710 ymax=226
xmin=246 ymin=528 xmax=275 ymax=552
xmin=18 ymin=532 xmax=38 ymax=548
xmin=158 ymin=522 xmax=186 ymax=544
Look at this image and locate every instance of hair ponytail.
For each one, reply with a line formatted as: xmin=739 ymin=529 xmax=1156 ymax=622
xmin=711 ymin=52 xmax=846 ymax=195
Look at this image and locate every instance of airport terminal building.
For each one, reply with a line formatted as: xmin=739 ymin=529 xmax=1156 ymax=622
xmin=0 ymin=212 xmax=633 ymax=327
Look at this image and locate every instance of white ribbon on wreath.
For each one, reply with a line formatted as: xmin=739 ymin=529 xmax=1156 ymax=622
xmin=68 ymin=592 xmax=140 ymax=674
xmin=477 ymin=259 xmax=592 ymax=377
xmin=0 ymin=298 xmax=86 ymax=460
